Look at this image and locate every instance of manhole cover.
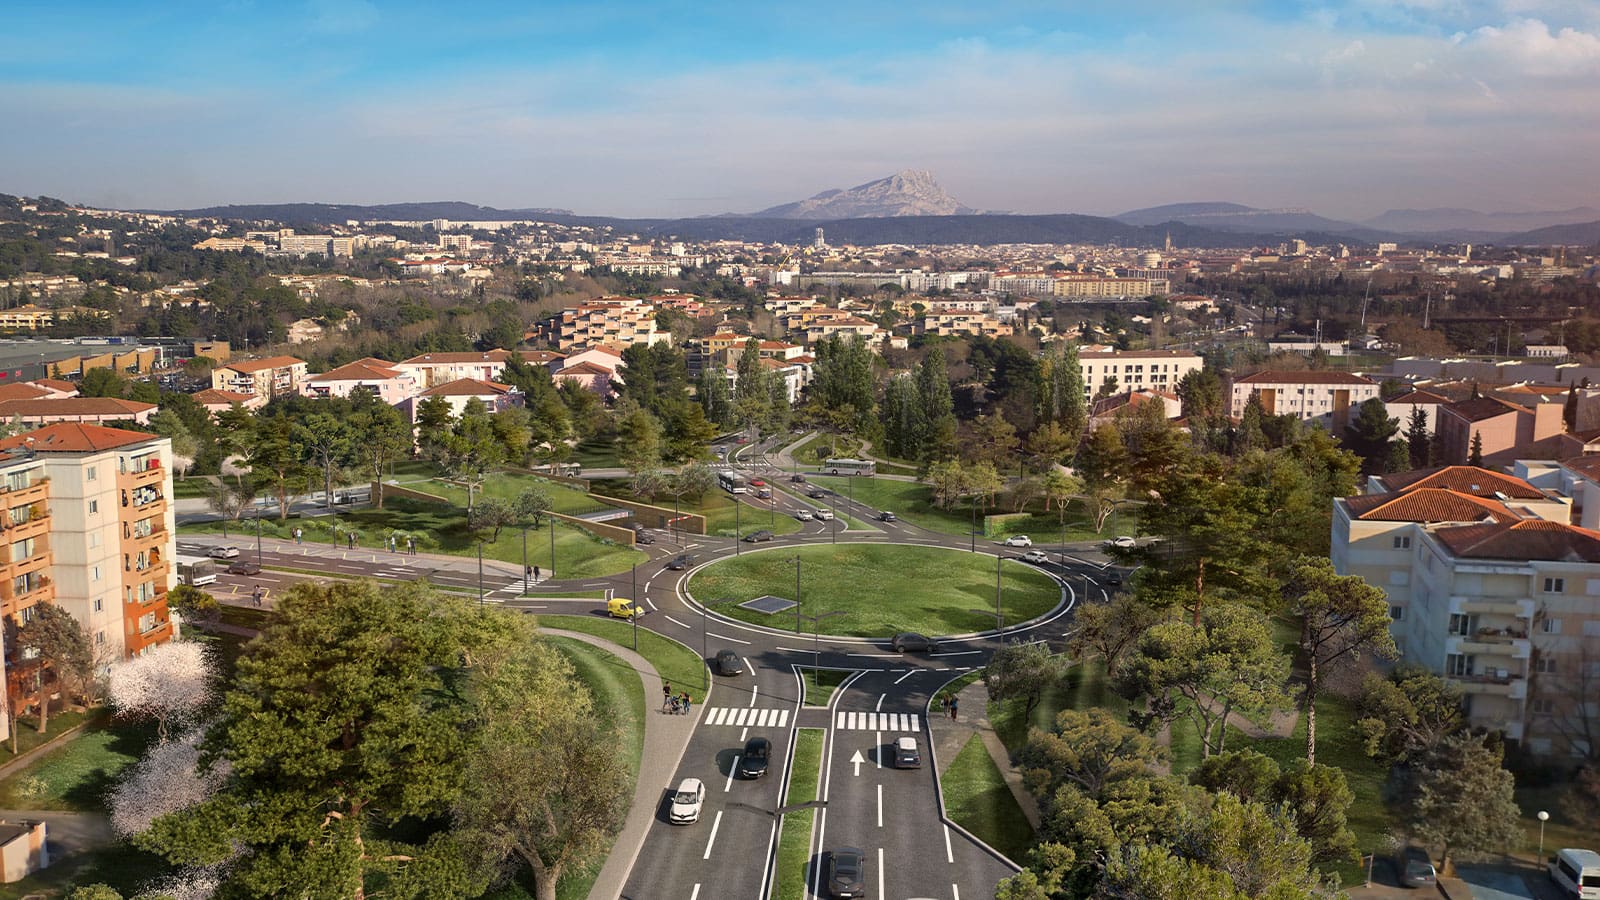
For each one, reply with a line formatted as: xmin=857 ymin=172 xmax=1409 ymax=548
xmin=741 ymin=594 xmax=797 ymax=614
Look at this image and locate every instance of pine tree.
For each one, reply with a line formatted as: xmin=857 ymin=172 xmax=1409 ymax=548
xmin=916 ymin=348 xmax=956 ymax=462
xmin=1406 ymin=406 xmax=1430 ymax=470
xmin=1565 ymin=385 xmax=1579 ymax=433
xmin=1468 ymin=430 xmax=1484 ymax=466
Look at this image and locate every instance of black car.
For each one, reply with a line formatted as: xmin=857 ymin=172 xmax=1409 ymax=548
xmin=828 ymin=847 xmax=865 ymax=898
xmin=227 ymin=560 xmax=262 ymax=576
xmin=742 ymin=530 xmax=775 ymax=543
xmin=632 ymin=526 xmax=656 ymax=545
xmin=891 ymin=632 xmax=938 ymax=653
xmin=790 ymin=473 xmax=807 ymax=483
xmin=878 ymin=511 xmax=897 ymax=522
xmin=1106 ymin=570 xmax=1123 ymax=587
xmin=807 ymin=488 xmax=828 ymax=499
xmin=715 ymin=649 xmax=741 ymax=676
xmin=666 ymin=554 xmax=693 ymax=571
xmin=739 ymin=737 xmax=770 ymax=778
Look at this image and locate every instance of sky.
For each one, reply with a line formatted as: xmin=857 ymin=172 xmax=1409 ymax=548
xmin=2 ymin=0 xmax=1598 ymax=220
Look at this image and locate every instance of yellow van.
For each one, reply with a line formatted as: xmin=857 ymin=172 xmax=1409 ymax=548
xmin=607 ymin=598 xmax=644 ymax=620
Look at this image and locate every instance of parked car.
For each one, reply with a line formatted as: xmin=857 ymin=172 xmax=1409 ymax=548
xmin=668 ymin=777 xmax=706 ymax=824
xmin=743 ymin=530 xmax=775 ymax=543
xmin=893 ymin=736 xmax=921 ymax=768
xmin=666 ymin=554 xmax=693 ymax=571
xmin=828 ymin=847 xmax=866 ymax=898
xmin=207 ymin=546 xmax=240 ymax=559
xmin=891 ymin=632 xmax=939 ymax=653
xmin=1021 ymin=550 xmax=1049 ymax=564
xmin=227 ymin=560 xmax=262 ymax=576
xmin=878 ymin=511 xmax=897 ymax=522
xmin=739 ymin=737 xmax=771 ymax=778
xmin=1107 ymin=535 xmax=1136 ymax=549
xmin=1002 ymin=535 xmax=1032 ymax=547
xmin=715 ymin=649 xmax=742 ymax=676
xmin=815 ymin=509 xmax=834 ymax=521
xmin=1397 ymin=846 xmax=1436 ymax=888
xmin=808 ymin=488 xmax=828 ymax=499
xmin=633 ymin=525 xmax=656 ymax=545
xmin=794 ymin=510 xmax=814 ymax=522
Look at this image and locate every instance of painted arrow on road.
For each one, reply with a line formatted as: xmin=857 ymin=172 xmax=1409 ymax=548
xmin=851 ymin=749 xmax=865 ymax=776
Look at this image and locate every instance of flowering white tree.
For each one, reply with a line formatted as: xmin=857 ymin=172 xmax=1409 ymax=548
xmin=108 ymin=729 xmax=229 ymax=838
xmin=107 ymin=642 xmax=215 ymax=742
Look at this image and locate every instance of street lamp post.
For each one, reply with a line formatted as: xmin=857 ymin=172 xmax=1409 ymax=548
xmin=995 ymin=552 xmax=1003 ymax=631
xmin=521 ymin=525 xmax=530 ymax=592
xmin=734 ymin=497 xmax=741 ymax=554
xmin=797 ymin=610 xmax=846 ymax=684
xmin=970 ymin=498 xmax=977 ymax=553
xmin=1537 ymin=809 xmax=1550 ymax=859
xmin=790 ymin=556 xmax=802 ymax=634
xmin=549 ymin=519 xmax=556 ymax=581
xmin=255 ymin=511 xmax=263 ymax=566
xmin=476 ymin=541 xmax=485 ymax=606
xmin=631 ymin=560 xmax=639 ymax=651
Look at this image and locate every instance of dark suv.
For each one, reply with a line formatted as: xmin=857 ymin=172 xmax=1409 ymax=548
xmin=739 ymin=737 xmax=770 ymax=778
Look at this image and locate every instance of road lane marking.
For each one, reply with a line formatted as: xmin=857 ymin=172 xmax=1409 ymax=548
xmin=725 ymin=756 xmax=740 ymax=792
xmin=875 ymin=732 xmax=881 ymax=768
xmin=952 ymin=885 xmax=960 ymax=900
xmin=929 ymin=650 xmax=982 ymax=657
xmin=878 ymin=848 xmax=885 ymax=900
xmin=911 ymin=714 xmax=920 ymax=731
xmin=709 ymin=708 xmax=726 ymax=725
xmin=644 ymin=579 xmax=653 ymax=592
xmin=711 ymin=632 xmax=753 ymax=645
xmin=690 ymin=885 xmax=700 ymax=900
xmin=702 ymin=708 xmax=788 ymax=727
xmin=875 ymin=693 xmax=885 ymax=711
xmin=846 ymin=652 xmax=896 ymax=658
xmin=893 ymin=670 xmax=915 ymax=685
xmin=776 ymin=646 xmax=808 ymax=653
xmin=757 ymin=709 xmax=772 ymax=727
xmin=750 ymin=683 xmax=759 ymax=706
xmin=944 ymin=825 xmax=954 ymax=863
xmin=644 ymin=598 xmax=657 ymax=610
xmin=663 ymin=614 xmax=689 ymax=628
xmin=877 ymin=783 xmax=883 ymax=825
xmin=702 ymin=810 xmax=723 ymax=859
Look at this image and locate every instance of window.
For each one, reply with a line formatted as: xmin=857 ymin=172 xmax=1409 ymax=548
xmin=1584 ymin=621 xmax=1600 ymax=638
xmin=86 ymin=466 xmax=96 ymax=482
xmin=93 ymin=597 xmax=102 ymax=612
xmin=1388 ymin=570 xmax=1410 ymax=585
xmin=1446 ymin=653 xmax=1473 ymax=676
xmin=1536 ymin=657 xmax=1558 ymax=674
xmin=88 ymin=499 xmax=98 ymax=514
xmin=1545 ymin=577 xmax=1566 ymax=593
xmin=89 ymin=531 xmax=99 ymax=549
xmin=1532 ymin=698 xmax=1556 ymax=715
xmin=1390 ymin=605 xmax=1404 ymax=621
xmin=94 ymin=631 xmax=104 ymax=646
xmin=1544 ymin=618 xmax=1563 ymax=634
xmin=91 ymin=565 xmax=100 ymax=582
xmin=1393 ymin=535 xmax=1412 ymax=550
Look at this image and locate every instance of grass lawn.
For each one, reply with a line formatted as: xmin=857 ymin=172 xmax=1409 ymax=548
xmin=1513 ymin=783 xmax=1600 ymax=859
xmin=790 ymin=432 xmax=863 ymax=467
xmin=0 ymin=714 xmax=155 ymax=812
xmin=774 ymin=727 xmax=825 ymax=900
xmin=0 ymin=707 xmax=97 ymax=760
xmin=543 ymin=635 xmax=646 ymax=900
xmin=801 ymin=668 xmax=851 ymax=707
xmin=0 ymin=840 xmax=173 ymax=898
xmin=690 ymin=544 xmax=1062 ymax=638
xmin=588 ymin=480 xmax=804 ymax=540
xmin=942 ymin=734 xmax=1035 ymax=865
xmin=811 ymin=477 xmax=1131 ymax=543
xmin=572 ymin=438 xmax=622 ymax=469
xmin=181 ymin=498 xmax=647 ymax=579
xmin=171 ymin=476 xmax=213 ymax=499
xmin=424 ymin=471 xmax=610 ymax=516
xmin=533 ymin=615 xmax=709 ymax=702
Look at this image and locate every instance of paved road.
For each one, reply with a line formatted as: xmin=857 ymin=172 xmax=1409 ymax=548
xmin=187 ymin=434 xmax=1123 ymax=900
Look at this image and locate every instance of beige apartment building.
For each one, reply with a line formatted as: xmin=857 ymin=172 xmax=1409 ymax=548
xmin=1332 ymin=465 xmax=1600 ymax=756
xmin=545 ymin=296 xmax=668 ymax=351
xmin=211 ymin=356 xmax=308 ymax=400
xmin=1079 ymin=350 xmax=1203 ymax=400
xmin=0 ymin=424 xmax=176 ymax=662
xmin=1231 ymin=370 xmax=1379 ymax=429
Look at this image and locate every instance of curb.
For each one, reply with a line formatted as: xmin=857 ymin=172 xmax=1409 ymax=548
xmin=924 ymin=672 xmax=1025 ymax=874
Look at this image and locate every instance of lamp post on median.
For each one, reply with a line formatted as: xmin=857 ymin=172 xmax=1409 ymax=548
xmin=521 ymin=524 xmax=530 ymax=592
xmin=549 ymin=518 xmax=557 ymax=581
xmin=789 ymin=555 xmax=803 ymax=634
xmin=476 ymin=540 xmax=485 ymax=606
xmin=1538 ymin=810 xmax=1549 ymax=859
xmin=797 ymin=610 xmax=846 ymax=691
xmin=631 ymin=559 xmax=639 ymax=651
xmin=735 ymin=497 xmax=741 ymax=556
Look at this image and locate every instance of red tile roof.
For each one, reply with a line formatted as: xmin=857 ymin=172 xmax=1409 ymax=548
xmin=33 ymin=379 xmax=77 ymax=392
xmin=1375 ymin=465 xmax=1546 ymax=499
xmin=308 ymin=358 xmax=401 ymax=382
xmin=400 ymin=350 xmax=515 ymax=365
xmin=192 ymin=388 xmax=255 ymax=405
xmin=0 ymin=422 xmax=160 ymax=453
xmin=0 ymin=383 xmax=53 ymax=402
xmin=1443 ymin=396 xmax=1529 ymax=423
xmin=1344 ymin=488 xmax=1513 ymax=523
xmin=222 ymin=355 xmax=305 ymax=373
xmin=0 ymin=398 xmax=156 ymax=418
xmin=1387 ymin=389 xmax=1450 ymax=405
xmin=1434 ymin=519 xmax=1600 ymax=563
xmin=1235 ymin=370 xmax=1376 ymax=385
xmin=556 ymin=362 xmax=610 ymax=376
xmin=1562 ymin=456 xmax=1600 ymax=481
xmin=416 ymin=378 xmax=514 ymax=398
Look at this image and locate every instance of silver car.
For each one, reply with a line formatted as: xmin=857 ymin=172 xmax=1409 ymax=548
xmin=669 ymin=777 xmax=705 ymax=824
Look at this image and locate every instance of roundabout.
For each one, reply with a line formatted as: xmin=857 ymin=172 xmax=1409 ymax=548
xmin=686 ymin=543 xmax=1063 ymax=638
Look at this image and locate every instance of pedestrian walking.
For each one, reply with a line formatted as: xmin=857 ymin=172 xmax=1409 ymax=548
xmin=681 ymin=692 xmax=692 ymax=716
xmin=387 ymin=535 xmax=396 ymax=553
xmin=949 ymin=696 xmax=959 ymax=720
xmin=293 ymin=527 xmax=303 ymax=544
xmin=525 ymin=565 xmax=534 ymax=587
xmin=939 ymin=694 xmax=949 ymax=714
xmin=347 ymin=533 xmax=356 ymax=549
xmin=662 ymin=682 xmax=672 ymax=710
xmin=252 ymin=584 xmax=263 ymax=607
xmin=407 ymin=536 xmax=416 ymax=556
xmin=533 ymin=564 xmax=541 ymax=580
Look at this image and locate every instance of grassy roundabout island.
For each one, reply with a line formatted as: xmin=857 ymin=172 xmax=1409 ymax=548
xmin=688 ymin=543 xmax=1062 ymax=638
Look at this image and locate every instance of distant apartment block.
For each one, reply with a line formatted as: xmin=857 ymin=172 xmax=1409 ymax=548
xmin=193 ymin=237 xmax=268 ymax=253
xmin=916 ymin=312 xmax=1012 ymax=338
xmin=301 ymin=358 xmax=419 ymax=404
xmin=395 ymin=350 xmax=523 ymax=389
xmin=1079 ymin=350 xmax=1203 ymax=399
xmin=1053 ymin=276 xmax=1157 ymax=298
xmin=277 ymin=234 xmax=335 ymax=256
xmin=211 ymin=356 xmax=308 ymax=400
xmin=544 ymin=296 xmax=668 ymax=351
xmin=1230 ymin=370 xmax=1379 ymax=428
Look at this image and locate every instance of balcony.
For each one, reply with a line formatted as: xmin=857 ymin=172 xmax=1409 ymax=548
xmin=0 ymin=481 xmax=49 ymax=507
xmin=1450 ymin=671 xmax=1528 ymax=699
xmin=1452 ymin=596 xmax=1534 ymax=619
xmin=1449 ymin=632 xmax=1532 ymax=659
xmin=5 ymin=574 xmax=52 ymax=604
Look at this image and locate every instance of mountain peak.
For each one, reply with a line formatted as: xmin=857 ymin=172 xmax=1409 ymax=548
xmin=754 ymin=170 xmax=975 ymax=219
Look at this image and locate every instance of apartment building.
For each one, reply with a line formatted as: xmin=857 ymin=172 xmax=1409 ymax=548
xmin=0 ymin=398 xmax=155 ymax=428
xmin=1384 ymin=388 xmax=1450 ymax=433
xmin=1079 ymin=350 xmax=1203 ymax=400
xmin=300 ymin=358 xmax=419 ymax=404
xmin=1230 ymin=371 xmax=1379 ymax=429
xmin=0 ymin=424 xmax=176 ymax=662
xmin=395 ymin=350 xmax=520 ymax=389
xmin=0 ymin=448 xmax=53 ymax=732
xmin=544 ymin=296 xmax=668 ymax=351
xmin=1434 ymin=396 xmax=1564 ymax=467
xmin=1331 ymin=465 xmax=1600 ymax=754
xmin=396 ymin=379 xmax=522 ymax=424
xmin=1053 ymin=276 xmax=1156 ymax=298
xmin=211 ymin=356 xmax=308 ymax=400
xmin=916 ymin=312 xmax=1012 ymax=338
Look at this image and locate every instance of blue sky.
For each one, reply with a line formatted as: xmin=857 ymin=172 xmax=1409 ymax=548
xmin=2 ymin=0 xmax=1597 ymax=219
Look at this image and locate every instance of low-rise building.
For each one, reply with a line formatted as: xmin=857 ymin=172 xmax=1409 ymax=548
xmin=1080 ymin=350 xmax=1202 ymax=400
xmin=190 ymin=388 xmax=265 ymax=415
xmin=210 ymin=356 xmax=308 ymax=400
xmin=0 ymin=398 xmax=156 ymax=427
xmin=300 ymin=358 xmax=418 ymax=404
xmin=1230 ymin=370 xmax=1380 ymax=429
xmin=1435 ymin=396 xmax=1564 ymax=467
xmin=397 ymin=379 xmax=522 ymax=424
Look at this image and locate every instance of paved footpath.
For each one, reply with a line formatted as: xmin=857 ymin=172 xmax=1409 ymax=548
xmin=540 ymin=629 xmax=708 ymax=900
xmin=927 ymin=680 xmax=1042 ymax=832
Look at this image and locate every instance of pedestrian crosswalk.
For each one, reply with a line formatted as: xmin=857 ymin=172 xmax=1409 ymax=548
xmin=834 ymin=712 xmax=921 ymax=732
xmin=703 ymin=707 xmax=791 ymax=728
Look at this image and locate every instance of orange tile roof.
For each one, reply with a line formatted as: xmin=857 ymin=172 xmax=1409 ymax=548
xmin=223 ymin=355 xmax=305 ymax=373
xmin=192 ymin=388 xmax=255 ymax=404
xmin=309 ymin=358 xmax=401 ymax=382
xmin=33 ymin=379 xmax=77 ymax=392
xmin=1376 ymin=465 xmax=1545 ymax=499
xmin=556 ymin=362 xmax=610 ymax=376
xmin=0 ymin=398 xmax=156 ymax=418
xmin=0 ymin=383 xmax=53 ymax=402
xmin=1388 ymin=389 xmax=1450 ymax=405
xmin=0 ymin=422 xmax=160 ymax=453
xmin=1344 ymin=488 xmax=1513 ymax=523
xmin=1434 ymin=519 xmax=1600 ymax=563
xmin=1443 ymin=396 xmax=1529 ymax=423
xmin=1562 ymin=456 xmax=1600 ymax=481
xmin=416 ymin=378 xmax=514 ymax=398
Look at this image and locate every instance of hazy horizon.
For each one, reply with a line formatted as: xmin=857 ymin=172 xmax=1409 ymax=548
xmin=3 ymin=1 xmax=1597 ymax=221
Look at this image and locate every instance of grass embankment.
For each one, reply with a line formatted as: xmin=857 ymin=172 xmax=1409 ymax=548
xmin=811 ymin=477 xmax=1135 ymax=542
xmin=691 ymin=545 xmax=1061 ymax=638
xmin=801 ymin=669 xmax=851 ymax=707
xmin=773 ymin=728 xmax=825 ymax=900
xmin=543 ymin=635 xmax=646 ymax=900
xmin=588 ymin=479 xmax=803 ymax=540
xmin=424 ymin=472 xmax=611 ymax=516
xmin=533 ymin=615 xmax=709 ymax=702
xmin=942 ymin=734 xmax=1036 ymax=865
xmin=180 ymin=497 xmax=647 ymax=579
xmin=789 ymin=433 xmax=863 ymax=467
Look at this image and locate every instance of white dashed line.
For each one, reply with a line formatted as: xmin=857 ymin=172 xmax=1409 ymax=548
xmin=711 ymin=632 xmax=753 ymax=645
xmin=944 ymin=825 xmax=954 ymax=863
xmin=663 ymin=614 xmax=688 ymax=628
xmin=893 ymin=670 xmax=916 ymax=685
xmin=702 ymin=810 xmax=723 ymax=859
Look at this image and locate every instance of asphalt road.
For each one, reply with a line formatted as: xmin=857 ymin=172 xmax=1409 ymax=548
xmin=186 ymin=433 xmax=1122 ymax=900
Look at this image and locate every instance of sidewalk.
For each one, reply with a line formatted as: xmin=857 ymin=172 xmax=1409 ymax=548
xmin=187 ymin=534 xmax=532 ymax=580
xmin=541 ymin=629 xmax=706 ymax=900
xmin=927 ymin=680 xmax=1041 ymax=830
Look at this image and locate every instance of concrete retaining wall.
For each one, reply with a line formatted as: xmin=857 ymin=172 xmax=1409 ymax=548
xmin=551 ymin=511 xmax=636 ymax=546
xmin=591 ymin=494 xmax=707 ymax=534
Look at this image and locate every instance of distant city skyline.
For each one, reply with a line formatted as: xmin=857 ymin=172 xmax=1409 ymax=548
xmin=1 ymin=0 xmax=1597 ymax=220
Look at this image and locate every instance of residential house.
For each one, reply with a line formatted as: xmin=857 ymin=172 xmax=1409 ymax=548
xmin=1087 ymin=390 xmax=1183 ymax=431
xmin=1434 ymin=396 xmax=1564 ymax=467
xmin=396 ymin=379 xmax=522 ymax=424
xmin=0 ymin=398 xmax=156 ymax=427
xmin=190 ymin=388 xmax=265 ymax=415
xmin=210 ymin=356 xmax=308 ymax=400
xmin=1385 ymin=388 xmax=1450 ymax=433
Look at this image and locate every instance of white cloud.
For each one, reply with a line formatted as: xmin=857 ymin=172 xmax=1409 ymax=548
xmin=1457 ymin=17 xmax=1600 ymax=74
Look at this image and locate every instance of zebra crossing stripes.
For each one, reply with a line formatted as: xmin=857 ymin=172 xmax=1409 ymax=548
xmin=703 ymin=707 xmax=791 ymax=728
xmin=833 ymin=712 xmax=921 ymax=732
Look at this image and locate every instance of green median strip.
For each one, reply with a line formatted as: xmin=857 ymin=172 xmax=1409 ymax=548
xmin=774 ymin=728 xmax=825 ymax=900
xmin=801 ymin=668 xmax=851 ymax=707
xmin=941 ymin=733 xmax=1035 ymax=865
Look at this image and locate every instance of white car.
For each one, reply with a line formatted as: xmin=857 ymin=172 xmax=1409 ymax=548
xmin=207 ymin=546 xmax=241 ymax=559
xmin=669 ymin=777 xmax=705 ymax=824
xmin=1002 ymin=535 xmax=1032 ymax=547
xmin=1108 ymin=536 xmax=1136 ymax=549
xmin=1021 ymin=550 xmax=1050 ymax=564
xmin=815 ymin=509 xmax=835 ymax=521
xmin=794 ymin=510 xmax=814 ymax=522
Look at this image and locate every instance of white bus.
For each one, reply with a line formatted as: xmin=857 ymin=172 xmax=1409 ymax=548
xmin=1551 ymin=848 xmax=1600 ymax=899
xmin=823 ymin=458 xmax=876 ymax=476
xmin=717 ymin=470 xmax=748 ymax=494
xmin=175 ymin=554 xmax=217 ymax=587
